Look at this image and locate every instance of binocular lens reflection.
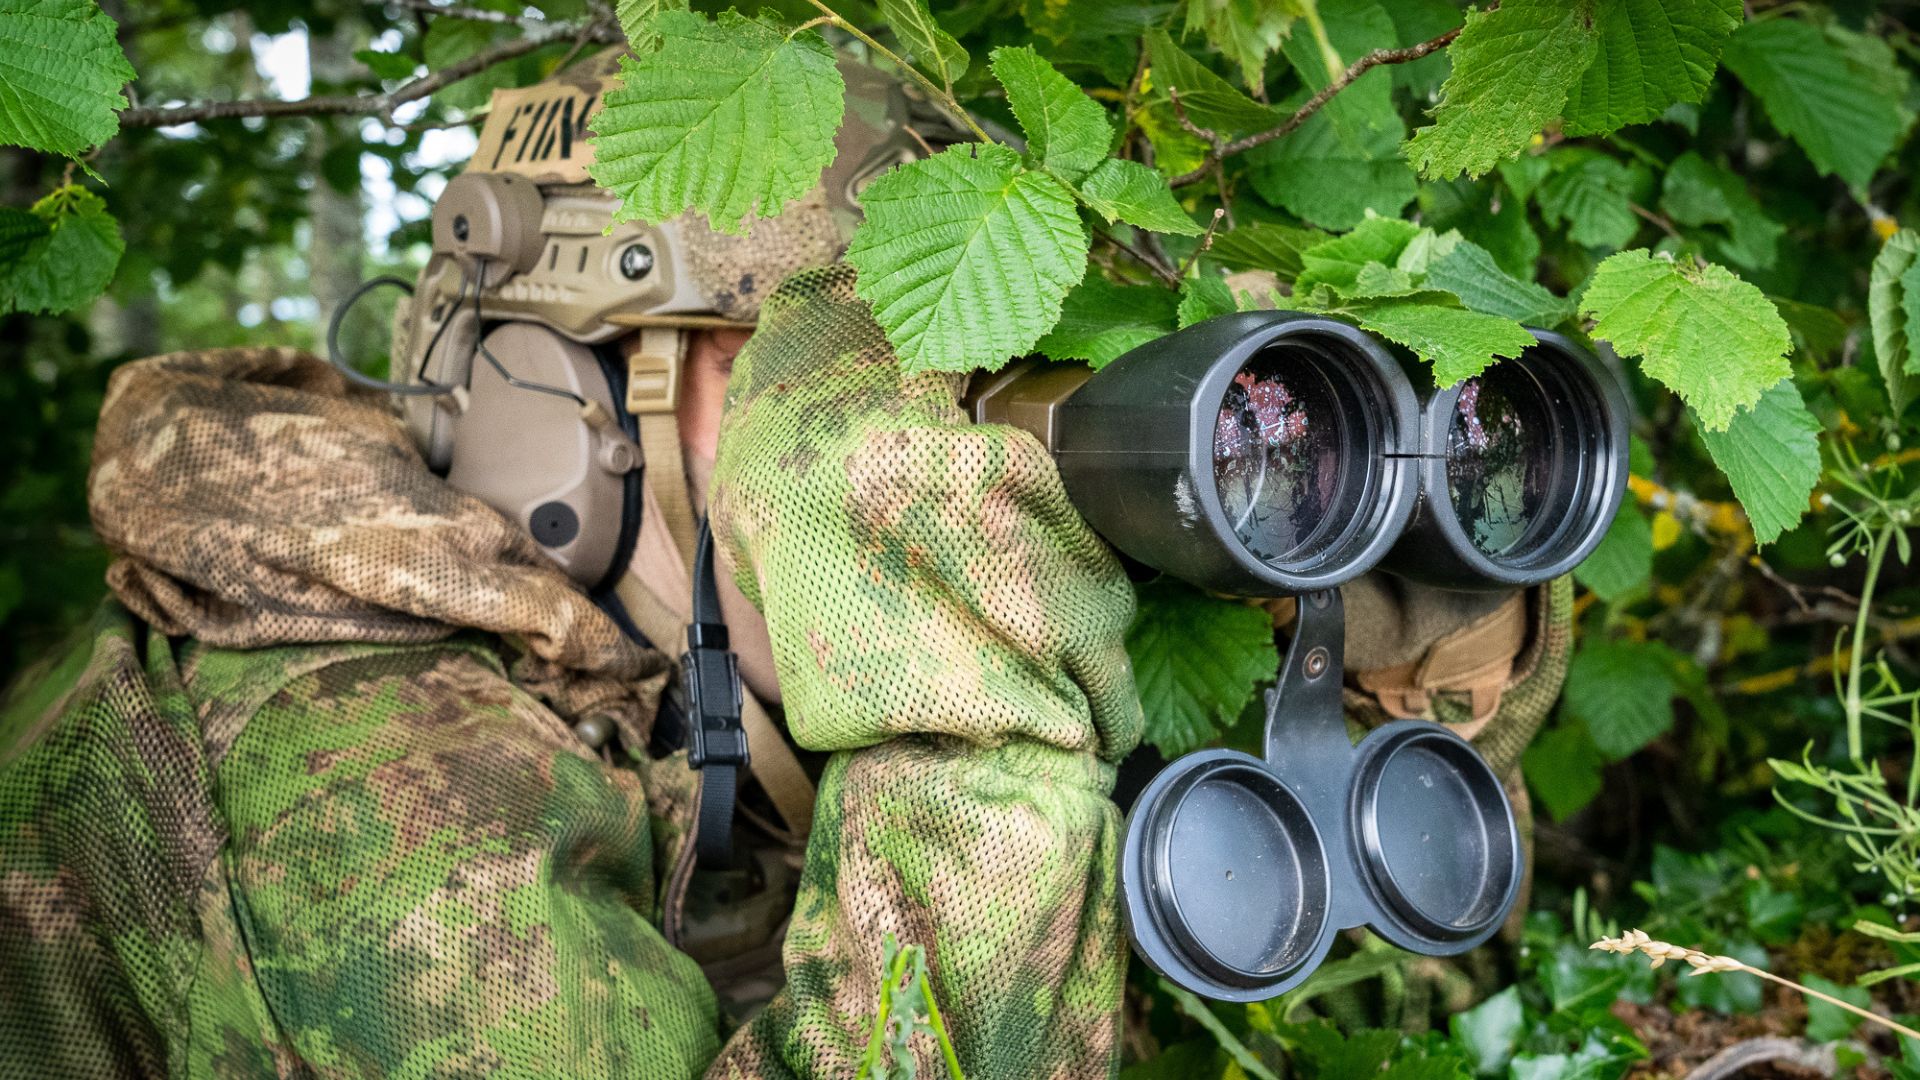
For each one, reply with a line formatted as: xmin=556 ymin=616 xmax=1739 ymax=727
xmin=1213 ymin=346 xmax=1368 ymax=569
xmin=1446 ymin=363 xmax=1557 ymax=559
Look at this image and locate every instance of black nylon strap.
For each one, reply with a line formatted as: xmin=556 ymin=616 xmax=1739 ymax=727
xmin=684 ymin=520 xmax=746 ymax=869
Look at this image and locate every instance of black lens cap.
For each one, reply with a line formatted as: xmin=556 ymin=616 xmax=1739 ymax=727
xmin=1120 ymin=590 xmax=1525 ymax=1002
xmin=1350 ymin=723 xmax=1520 ymax=952
xmin=1122 ymin=751 xmax=1332 ymax=1000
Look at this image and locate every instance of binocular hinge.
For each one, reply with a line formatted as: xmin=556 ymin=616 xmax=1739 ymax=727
xmin=1262 ymin=589 xmax=1354 ymax=773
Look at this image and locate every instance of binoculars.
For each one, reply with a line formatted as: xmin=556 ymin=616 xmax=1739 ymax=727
xmin=968 ymin=312 xmax=1629 ymax=1001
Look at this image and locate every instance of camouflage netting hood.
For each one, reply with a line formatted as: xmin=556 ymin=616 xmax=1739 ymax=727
xmin=88 ymin=345 xmax=670 ymax=729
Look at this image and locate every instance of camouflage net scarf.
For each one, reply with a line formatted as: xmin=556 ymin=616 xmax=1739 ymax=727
xmin=706 ymin=265 xmax=1146 ymax=1078
xmin=87 ymin=346 xmax=668 ymax=729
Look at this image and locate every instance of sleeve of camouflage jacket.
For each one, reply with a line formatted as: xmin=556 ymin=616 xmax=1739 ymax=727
xmin=705 ymin=266 xmax=1145 ymax=1079
xmin=209 ymin=640 xmax=724 ymax=1076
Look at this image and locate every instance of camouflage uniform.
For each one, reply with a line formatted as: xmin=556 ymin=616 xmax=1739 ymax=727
xmin=0 ymin=263 xmax=1143 ymax=1076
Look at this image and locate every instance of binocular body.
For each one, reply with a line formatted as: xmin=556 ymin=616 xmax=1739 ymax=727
xmin=969 ymin=311 xmax=1630 ymax=597
xmin=969 ymin=312 xmax=1630 ymax=1000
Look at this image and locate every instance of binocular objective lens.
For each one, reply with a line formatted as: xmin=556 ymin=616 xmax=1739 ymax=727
xmin=1213 ymin=349 xmax=1356 ymax=567
xmin=1446 ymin=363 xmax=1557 ymax=560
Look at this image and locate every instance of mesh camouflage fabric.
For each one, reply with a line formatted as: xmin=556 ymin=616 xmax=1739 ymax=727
xmin=705 ymin=265 xmax=1144 ymax=1078
xmin=1339 ymin=576 xmax=1574 ymax=777
xmin=1 ymin=346 xmax=727 ymax=1076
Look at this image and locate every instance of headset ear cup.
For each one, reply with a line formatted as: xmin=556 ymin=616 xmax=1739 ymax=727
xmin=591 ymin=343 xmax=647 ymax=596
xmin=441 ymin=323 xmax=640 ymax=588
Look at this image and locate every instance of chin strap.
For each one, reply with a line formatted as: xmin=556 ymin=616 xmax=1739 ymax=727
xmin=685 ymin=519 xmax=747 ymax=869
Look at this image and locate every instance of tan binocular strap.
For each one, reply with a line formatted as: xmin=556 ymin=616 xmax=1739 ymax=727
xmin=1352 ymin=592 xmax=1528 ymax=736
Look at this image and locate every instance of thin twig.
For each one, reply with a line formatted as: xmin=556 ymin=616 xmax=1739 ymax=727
xmin=1166 ymin=87 xmax=1224 ymax=154
xmin=1630 ymin=202 xmax=1684 ymax=242
xmin=120 ymin=17 xmax=615 ymax=127
xmin=1099 ymin=229 xmax=1181 ymax=287
xmin=1177 ymin=208 xmax=1228 ymax=277
xmin=1169 ymin=21 xmax=1467 ymax=187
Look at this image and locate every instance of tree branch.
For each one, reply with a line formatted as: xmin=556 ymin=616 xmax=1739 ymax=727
xmin=1169 ymin=21 xmax=1466 ymax=188
xmin=367 ymin=0 xmax=541 ymax=25
xmin=119 ymin=17 xmax=616 ymax=128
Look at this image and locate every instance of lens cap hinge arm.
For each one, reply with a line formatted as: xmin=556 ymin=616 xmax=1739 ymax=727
xmin=1262 ymin=589 xmax=1352 ymax=775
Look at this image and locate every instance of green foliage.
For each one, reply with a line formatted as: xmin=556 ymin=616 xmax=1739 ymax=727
xmin=1560 ymin=0 xmax=1740 ymax=136
xmin=1563 ymin=639 xmax=1683 ymax=760
xmin=877 ymin=0 xmax=967 ymax=91
xmin=1693 ymin=380 xmax=1822 ymax=545
xmin=1404 ymin=0 xmax=1598 ymax=181
xmin=1870 ymin=229 xmax=1920 ymax=416
xmin=846 ymin=143 xmax=1087 ymax=373
xmin=993 ymin=45 xmax=1111 ymax=180
xmin=0 ymin=185 xmax=123 ymax=315
xmin=1144 ymin=29 xmax=1280 ymax=133
xmin=1078 ymin=158 xmax=1202 ymax=236
xmin=1125 ymin=578 xmax=1277 ymax=757
xmin=1573 ymin=504 xmax=1654 ymax=604
xmin=1720 ymin=19 xmax=1913 ymax=192
xmin=1037 ymin=277 xmax=1178 ymax=368
xmin=0 ymin=0 xmax=134 ymax=162
xmin=588 ymin=10 xmax=845 ymax=233
xmin=1580 ymin=250 xmax=1792 ymax=431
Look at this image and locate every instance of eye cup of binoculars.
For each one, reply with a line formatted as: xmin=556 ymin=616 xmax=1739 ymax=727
xmin=1123 ymin=752 xmax=1334 ymax=1001
xmin=1349 ymin=723 xmax=1521 ymax=952
xmin=1388 ymin=331 xmax=1630 ymax=589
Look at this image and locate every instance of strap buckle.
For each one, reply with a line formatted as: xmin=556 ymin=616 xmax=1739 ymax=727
xmin=682 ymin=626 xmax=748 ymax=769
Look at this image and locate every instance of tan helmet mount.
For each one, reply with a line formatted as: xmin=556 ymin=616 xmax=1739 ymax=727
xmin=368 ymin=47 xmax=962 ymax=591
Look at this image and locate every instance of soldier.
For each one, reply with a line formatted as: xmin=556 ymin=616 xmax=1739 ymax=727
xmin=0 ymin=48 xmax=1568 ymax=1080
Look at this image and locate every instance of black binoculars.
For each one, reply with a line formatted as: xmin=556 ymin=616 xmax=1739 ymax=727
xmin=969 ymin=312 xmax=1630 ymax=1001
xmin=969 ymin=311 xmax=1630 ymax=596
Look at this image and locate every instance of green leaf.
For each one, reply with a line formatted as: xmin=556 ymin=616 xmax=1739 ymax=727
xmin=1177 ymin=274 xmax=1237 ymax=329
xmin=878 ymin=0 xmax=968 ymax=89
xmin=992 ymin=45 xmax=1111 ymax=181
xmin=1341 ymin=299 xmax=1534 ymax=385
xmin=1720 ymin=19 xmax=1914 ymax=191
xmin=1208 ymin=221 xmax=1329 ymax=278
xmin=1536 ymin=153 xmax=1639 ymax=250
xmin=1249 ymin=102 xmax=1416 ymax=231
xmin=1422 ymin=235 xmax=1572 ymax=325
xmin=1145 ymin=29 xmax=1282 ymax=134
xmin=1560 ymin=0 xmax=1740 ymax=136
xmin=1252 ymin=1 xmax=1415 ymax=230
xmin=1575 ymin=503 xmax=1654 ymax=602
xmin=0 ymin=206 xmax=50 ymax=266
xmin=1076 ymin=158 xmax=1202 ymax=235
xmin=1803 ymin=974 xmax=1872 ymax=1042
xmin=1036 ymin=277 xmax=1178 ymax=368
xmin=1293 ymin=215 xmax=1422 ymax=294
xmin=1580 ymin=249 xmax=1791 ymax=430
xmin=1694 ymin=379 xmax=1821 ymax=545
xmin=1450 ymin=987 xmax=1523 ymax=1076
xmin=354 ymin=47 xmax=418 ymax=81
xmin=1659 ymin=152 xmax=1783 ymax=271
xmin=1869 ymin=229 xmax=1920 ymax=416
xmin=1405 ymin=0 xmax=1599 ymax=180
xmin=422 ymin=17 xmax=522 ymax=111
xmin=1563 ymin=639 xmax=1680 ymax=760
xmin=1523 ymin=722 xmax=1607 ymax=821
xmin=588 ymin=10 xmax=844 ymax=233
xmin=614 ymin=0 xmax=689 ymax=51
xmin=0 ymin=0 xmax=134 ymax=160
xmin=847 ymin=143 xmax=1089 ymax=373
xmin=0 ymin=184 xmax=122 ymax=315
xmin=1183 ymin=0 xmax=1302 ymax=91
xmin=1126 ymin=577 xmax=1277 ymax=757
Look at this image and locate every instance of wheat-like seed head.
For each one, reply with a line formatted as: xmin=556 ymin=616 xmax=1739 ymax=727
xmin=1589 ymin=929 xmax=1747 ymax=976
